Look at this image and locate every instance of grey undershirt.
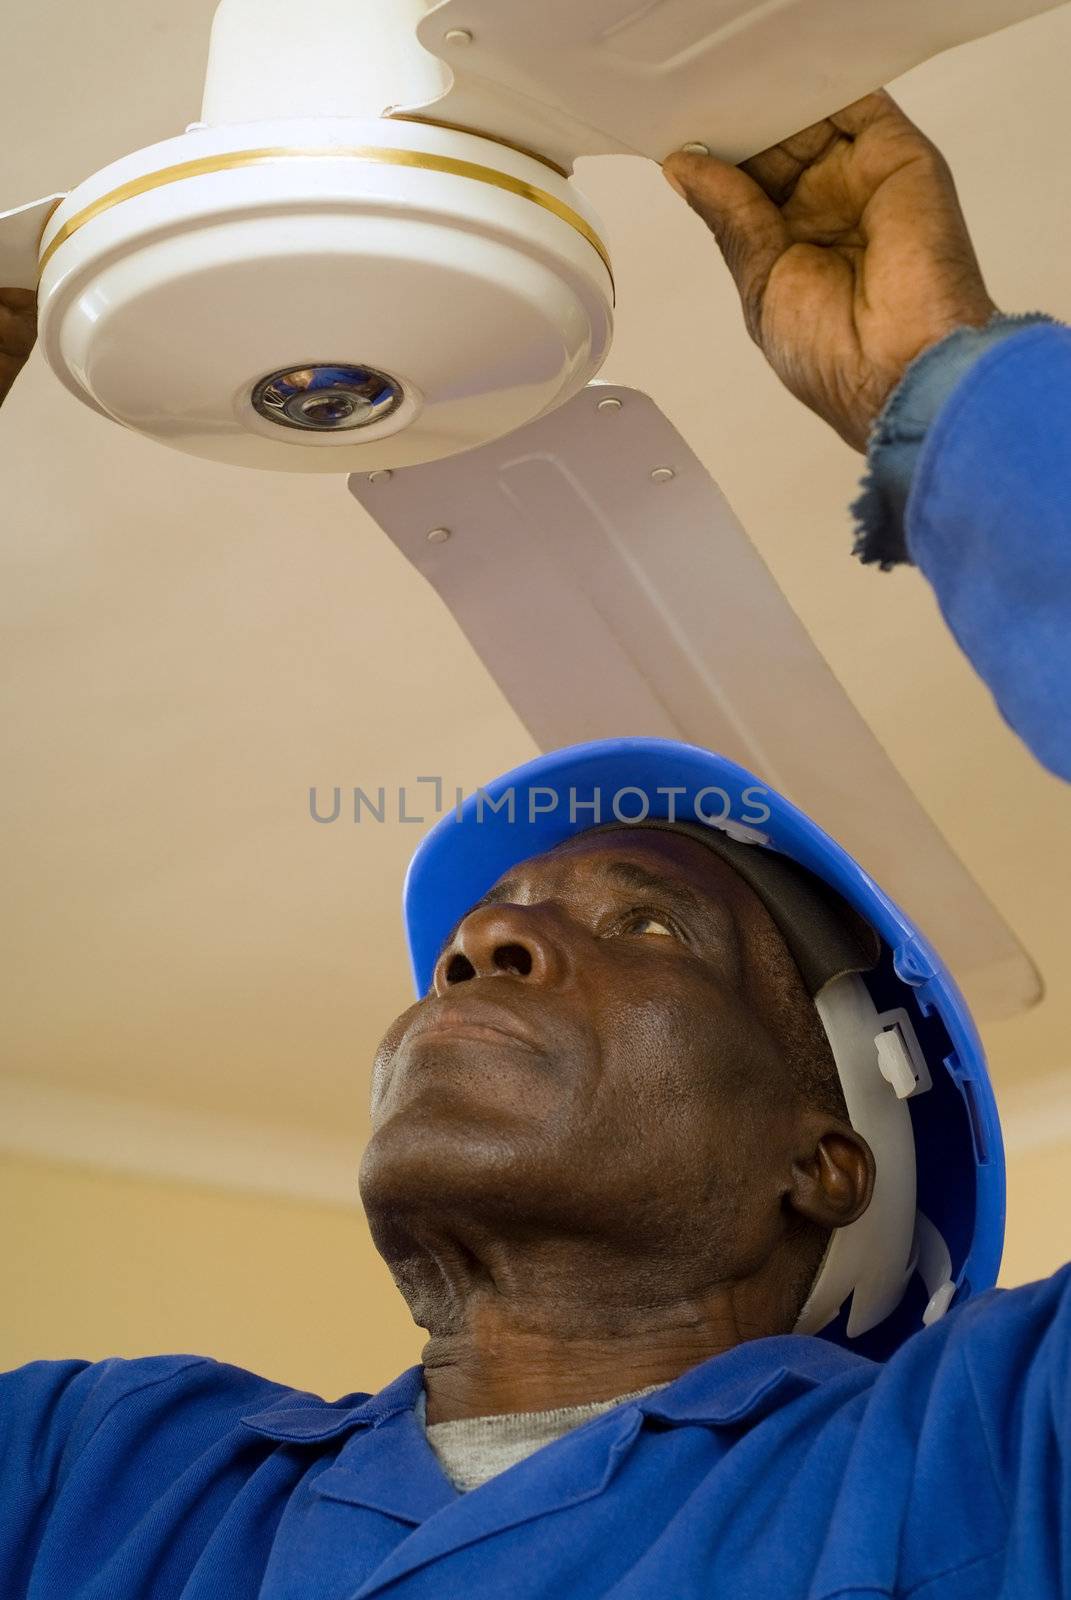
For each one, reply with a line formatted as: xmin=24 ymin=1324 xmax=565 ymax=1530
xmin=416 ymin=1382 xmax=669 ymax=1493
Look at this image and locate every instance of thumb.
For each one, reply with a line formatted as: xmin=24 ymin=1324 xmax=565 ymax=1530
xmin=662 ymin=150 xmax=789 ymax=338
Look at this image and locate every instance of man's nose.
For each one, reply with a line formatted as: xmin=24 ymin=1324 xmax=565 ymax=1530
xmin=432 ymin=903 xmax=569 ymax=995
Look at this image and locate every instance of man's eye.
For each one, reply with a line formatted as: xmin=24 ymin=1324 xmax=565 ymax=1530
xmin=621 ymin=911 xmax=675 ymax=938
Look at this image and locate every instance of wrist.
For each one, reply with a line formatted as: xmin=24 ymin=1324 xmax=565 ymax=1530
xmin=846 ymin=299 xmax=1000 ymax=450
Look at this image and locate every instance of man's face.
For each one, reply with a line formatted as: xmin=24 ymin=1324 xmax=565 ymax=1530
xmin=360 ymin=828 xmax=829 ymax=1305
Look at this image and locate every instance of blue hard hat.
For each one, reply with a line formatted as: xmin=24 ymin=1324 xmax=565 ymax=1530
xmin=402 ymin=737 xmax=1004 ymax=1360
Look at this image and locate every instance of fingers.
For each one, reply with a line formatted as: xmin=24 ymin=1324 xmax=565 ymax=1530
xmin=0 ymin=351 xmax=27 ymax=405
xmin=661 ymin=153 xmax=789 ymax=337
xmin=737 ymin=91 xmax=914 ymax=204
xmin=740 ymin=122 xmax=843 ymax=204
xmin=0 ymin=289 xmax=38 ymax=405
xmin=826 ymin=88 xmax=909 ymax=139
xmin=0 ymin=289 xmax=37 ymax=360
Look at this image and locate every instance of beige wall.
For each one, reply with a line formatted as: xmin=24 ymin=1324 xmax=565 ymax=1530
xmin=1001 ymin=1138 xmax=1071 ymax=1289
xmin=3 ymin=1137 xmax=1070 ymax=1397
xmin=0 ymin=1152 xmax=424 ymax=1397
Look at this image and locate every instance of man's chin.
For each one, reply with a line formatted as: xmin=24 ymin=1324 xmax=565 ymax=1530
xmin=358 ymin=1101 xmax=565 ymax=1229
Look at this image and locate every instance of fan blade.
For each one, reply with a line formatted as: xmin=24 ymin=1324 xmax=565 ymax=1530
xmin=403 ymin=0 xmax=1064 ymax=169
xmin=0 ymin=196 xmax=67 ymax=291
xmin=349 ymin=383 xmax=1041 ymax=1021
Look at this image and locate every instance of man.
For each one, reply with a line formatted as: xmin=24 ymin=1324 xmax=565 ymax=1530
xmin=2 ymin=90 xmax=1070 ymax=1599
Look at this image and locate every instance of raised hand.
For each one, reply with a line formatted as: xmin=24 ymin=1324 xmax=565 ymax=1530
xmin=662 ymin=91 xmax=997 ymax=452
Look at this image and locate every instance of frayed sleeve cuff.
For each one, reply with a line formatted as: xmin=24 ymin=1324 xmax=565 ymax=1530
xmin=850 ymin=312 xmax=1058 ymax=570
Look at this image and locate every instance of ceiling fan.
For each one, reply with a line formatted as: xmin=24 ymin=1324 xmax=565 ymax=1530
xmin=0 ymin=0 xmax=1057 ymax=1017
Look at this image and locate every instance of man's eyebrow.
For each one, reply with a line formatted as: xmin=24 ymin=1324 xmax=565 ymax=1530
xmin=436 ymin=854 xmax=713 ymax=960
xmin=600 ymin=858 xmax=708 ymax=916
xmin=448 ymin=864 xmax=704 ymax=934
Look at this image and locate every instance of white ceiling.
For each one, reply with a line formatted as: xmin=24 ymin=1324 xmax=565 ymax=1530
xmin=2 ymin=0 xmax=1069 ymax=1189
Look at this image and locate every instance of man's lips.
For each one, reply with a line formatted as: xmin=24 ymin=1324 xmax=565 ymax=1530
xmin=404 ymin=994 xmax=545 ymax=1056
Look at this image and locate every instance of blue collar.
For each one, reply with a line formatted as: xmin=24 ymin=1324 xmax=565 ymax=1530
xmin=240 ymin=1363 xmax=424 ymax=1443
xmin=238 ymin=1335 xmax=870 ymax=1445
xmin=238 ymin=1337 xmax=874 ymax=1597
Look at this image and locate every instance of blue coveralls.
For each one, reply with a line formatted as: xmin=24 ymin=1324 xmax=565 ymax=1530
xmin=3 ymin=322 xmax=1071 ymax=1599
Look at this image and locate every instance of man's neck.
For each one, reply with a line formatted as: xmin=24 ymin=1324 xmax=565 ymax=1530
xmin=419 ymin=1290 xmax=758 ymax=1424
xmin=370 ymin=1206 xmax=805 ymax=1424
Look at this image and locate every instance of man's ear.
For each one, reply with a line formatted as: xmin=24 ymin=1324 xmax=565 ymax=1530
xmin=786 ymin=1120 xmax=875 ymax=1231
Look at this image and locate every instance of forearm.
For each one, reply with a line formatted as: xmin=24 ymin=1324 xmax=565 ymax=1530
xmin=853 ymin=317 xmax=1071 ymax=781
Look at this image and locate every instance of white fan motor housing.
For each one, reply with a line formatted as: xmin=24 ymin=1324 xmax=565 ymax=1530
xmin=35 ymin=116 xmax=613 ymax=473
xmin=16 ymin=0 xmax=1061 ymax=472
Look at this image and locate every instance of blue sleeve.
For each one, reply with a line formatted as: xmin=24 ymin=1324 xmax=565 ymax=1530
xmin=944 ymin=1267 xmax=1071 ymax=1594
xmin=0 ymin=1355 xmax=209 ymax=1596
xmin=1 ymin=1358 xmax=94 ymax=1595
xmin=852 ymin=317 xmax=1071 ymax=782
